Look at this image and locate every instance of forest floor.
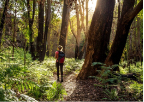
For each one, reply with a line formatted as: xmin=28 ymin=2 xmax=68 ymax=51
xmin=50 ymin=70 xmax=142 ymax=101
xmin=50 ymin=71 xmax=109 ymax=101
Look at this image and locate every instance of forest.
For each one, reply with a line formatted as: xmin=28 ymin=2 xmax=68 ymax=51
xmin=0 ymin=0 xmax=143 ymax=101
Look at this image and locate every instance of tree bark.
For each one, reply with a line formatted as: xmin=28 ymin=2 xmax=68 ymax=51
xmin=105 ymin=0 xmax=143 ymax=69
xmin=46 ymin=28 xmax=51 ymax=56
xmin=27 ymin=0 xmax=36 ymax=60
xmin=77 ymin=0 xmax=115 ymax=80
xmin=36 ymin=0 xmax=44 ymax=61
xmin=12 ymin=1 xmax=17 ymax=59
xmin=75 ymin=0 xmax=82 ymax=59
xmin=59 ymin=0 xmax=72 ymax=53
xmin=41 ymin=0 xmax=51 ymax=60
xmin=0 ymin=0 xmax=10 ymax=49
xmin=136 ymin=17 xmax=142 ymax=61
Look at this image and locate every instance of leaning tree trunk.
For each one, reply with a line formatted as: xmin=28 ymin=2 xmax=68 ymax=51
xmin=0 ymin=0 xmax=9 ymax=49
xmin=36 ymin=0 xmax=44 ymax=61
xmin=59 ymin=0 xmax=72 ymax=53
xmin=77 ymin=0 xmax=115 ymax=80
xmin=104 ymin=0 xmax=143 ymax=69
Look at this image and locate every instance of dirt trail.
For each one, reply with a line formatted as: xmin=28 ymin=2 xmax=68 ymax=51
xmin=50 ymin=71 xmax=77 ymax=98
xmin=49 ymin=71 xmax=139 ymax=101
xmin=49 ymin=71 xmax=107 ymax=101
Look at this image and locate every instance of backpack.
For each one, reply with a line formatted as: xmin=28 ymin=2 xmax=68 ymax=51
xmin=58 ymin=51 xmax=65 ymax=62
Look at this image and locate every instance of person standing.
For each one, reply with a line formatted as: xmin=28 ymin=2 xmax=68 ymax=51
xmin=55 ymin=45 xmax=65 ymax=82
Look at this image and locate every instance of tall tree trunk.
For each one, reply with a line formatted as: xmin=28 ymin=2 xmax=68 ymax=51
xmin=41 ymin=0 xmax=51 ymax=60
xmin=105 ymin=0 xmax=143 ymax=69
xmin=59 ymin=0 xmax=72 ymax=53
xmin=12 ymin=1 xmax=16 ymax=59
xmin=46 ymin=30 xmax=51 ymax=56
xmin=27 ymin=0 xmax=36 ymax=60
xmin=77 ymin=0 xmax=115 ymax=80
xmin=77 ymin=0 xmax=87 ymax=59
xmin=75 ymin=0 xmax=81 ymax=59
xmin=0 ymin=0 xmax=9 ymax=49
xmin=36 ymin=0 xmax=44 ymax=61
xmin=81 ymin=0 xmax=89 ymax=59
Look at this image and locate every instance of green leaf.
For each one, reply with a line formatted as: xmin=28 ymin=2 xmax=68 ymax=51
xmin=18 ymin=85 xmax=21 ymax=92
xmin=91 ymin=62 xmax=105 ymax=66
xmin=21 ymin=83 xmax=24 ymax=92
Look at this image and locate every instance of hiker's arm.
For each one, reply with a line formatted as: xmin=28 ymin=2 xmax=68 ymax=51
xmin=55 ymin=52 xmax=58 ymax=59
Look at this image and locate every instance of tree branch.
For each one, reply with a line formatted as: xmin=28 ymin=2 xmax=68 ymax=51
xmin=69 ymin=19 xmax=78 ymax=45
xmin=125 ymin=0 xmax=143 ymax=22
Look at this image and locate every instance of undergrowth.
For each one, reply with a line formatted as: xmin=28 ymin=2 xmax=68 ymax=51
xmin=0 ymin=47 xmax=83 ymax=101
xmin=91 ymin=61 xmax=143 ymax=101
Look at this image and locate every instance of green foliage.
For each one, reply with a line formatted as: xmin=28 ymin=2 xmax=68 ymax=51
xmin=91 ymin=62 xmax=120 ymax=85
xmin=91 ymin=61 xmax=143 ymax=101
xmin=64 ymin=58 xmax=84 ymax=72
xmin=129 ymin=81 xmax=143 ymax=99
xmin=0 ymin=47 xmax=68 ymax=101
xmin=119 ymin=61 xmax=143 ymax=82
xmin=46 ymin=82 xmax=67 ymax=101
xmin=0 ymin=88 xmax=5 ymax=101
xmin=103 ymin=88 xmax=119 ymax=100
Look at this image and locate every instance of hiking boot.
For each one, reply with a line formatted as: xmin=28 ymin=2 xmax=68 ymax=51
xmin=61 ymin=77 xmax=63 ymax=82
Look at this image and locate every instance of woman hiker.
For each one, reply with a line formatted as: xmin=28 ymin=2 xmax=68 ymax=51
xmin=55 ymin=45 xmax=65 ymax=82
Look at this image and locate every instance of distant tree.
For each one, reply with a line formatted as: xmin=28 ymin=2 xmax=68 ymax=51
xmin=27 ymin=0 xmax=36 ymax=60
xmin=36 ymin=0 xmax=44 ymax=61
xmin=41 ymin=0 xmax=51 ymax=60
xmin=36 ymin=0 xmax=52 ymax=61
xmin=69 ymin=0 xmax=87 ymax=60
xmin=0 ymin=0 xmax=10 ymax=49
xmin=59 ymin=0 xmax=73 ymax=53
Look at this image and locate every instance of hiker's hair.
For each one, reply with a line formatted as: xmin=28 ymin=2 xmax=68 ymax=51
xmin=58 ymin=45 xmax=63 ymax=50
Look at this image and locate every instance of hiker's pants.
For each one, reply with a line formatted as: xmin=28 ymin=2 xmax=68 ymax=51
xmin=56 ymin=62 xmax=63 ymax=80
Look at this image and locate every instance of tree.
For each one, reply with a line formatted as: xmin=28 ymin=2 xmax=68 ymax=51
xmin=59 ymin=0 xmax=73 ymax=53
xmin=41 ymin=0 xmax=51 ymax=60
xmin=77 ymin=0 xmax=143 ymax=80
xmin=78 ymin=0 xmax=89 ymax=59
xmin=27 ymin=0 xmax=36 ymax=60
xmin=36 ymin=0 xmax=44 ymax=61
xmin=0 ymin=0 xmax=10 ymax=49
xmin=69 ymin=0 xmax=88 ymax=60
xmin=36 ymin=0 xmax=51 ymax=61
xmin=12 ymin=0 xmax=17 ymax=59
xmin=104 ymin=0 xmax=143 ymax=69
xmin=77 ymin=0 xmax=115 ymax=80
